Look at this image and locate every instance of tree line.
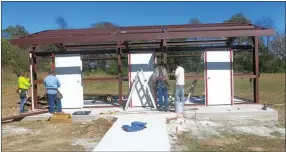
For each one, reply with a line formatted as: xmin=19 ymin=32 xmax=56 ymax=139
xmin=2 ymin=13 xmax=285 ymax=76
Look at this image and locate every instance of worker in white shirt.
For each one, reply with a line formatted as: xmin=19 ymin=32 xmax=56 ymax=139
xmin=174 ymin=62 xmax=185 ymax=110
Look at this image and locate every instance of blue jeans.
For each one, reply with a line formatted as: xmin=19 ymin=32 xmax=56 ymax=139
xmin=20 ymin=97 xmax=27 ymax=113
xmin=157 ymin=86 xmax=169 ymax=109
xmin=47 ymin=94 xmax=62 ymax=113
xmin=175 ymin=85 xmax=185 ymax=103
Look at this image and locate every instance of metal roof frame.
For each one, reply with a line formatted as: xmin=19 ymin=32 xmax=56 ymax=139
xmin=10 ymin=23 xmax=274 ymax=48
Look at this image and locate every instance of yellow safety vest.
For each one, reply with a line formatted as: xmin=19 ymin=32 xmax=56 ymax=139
xmin=18 ymin=76 xmax=31 ymax=90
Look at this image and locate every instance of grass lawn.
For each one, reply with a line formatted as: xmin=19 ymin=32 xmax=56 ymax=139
xmin=2 ymin=73 xmax=285 ymax=126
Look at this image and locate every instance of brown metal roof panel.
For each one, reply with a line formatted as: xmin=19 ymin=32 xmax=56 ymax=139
xmin=10 ymin=24 xmax=274 ymax=46
xmin=10 ymin=29 xmax=274 ymax=45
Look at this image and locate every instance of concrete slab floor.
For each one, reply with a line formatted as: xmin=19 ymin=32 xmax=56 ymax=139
xmin=22 ymin=104 xmax=277 ymax=122
xmin=183 ymin=104 xmax=278 ymax=121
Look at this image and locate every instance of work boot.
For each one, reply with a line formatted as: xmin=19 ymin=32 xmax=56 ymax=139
xmin=163 ymin=107 xmax=170 ymax=112
xmin=20 ymin=110 xmax=28 ymax=113
xmin=158 ymin=106 xmax=163 ymax=111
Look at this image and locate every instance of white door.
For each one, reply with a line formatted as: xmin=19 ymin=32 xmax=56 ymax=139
xmin=55 ymin=54 xmax=83 ymax=109
xmin=128 ymin=51 xmax=155 ymax=107
xmin=205 ymin=50 xmax=233 ymax=105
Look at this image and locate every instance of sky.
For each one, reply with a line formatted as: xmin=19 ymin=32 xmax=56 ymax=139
xmin=1 ymin=1 xmax=285 ymax=34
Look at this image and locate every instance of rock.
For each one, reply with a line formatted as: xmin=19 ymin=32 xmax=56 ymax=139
xmin=248 ymin=147 xmax=264 ymax=151
xmin=71 ymin=140 xmax=80 ymax=145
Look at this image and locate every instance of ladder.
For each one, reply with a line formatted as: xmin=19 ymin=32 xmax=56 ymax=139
xmin=124 ymin=68 xmax=157 ymax=111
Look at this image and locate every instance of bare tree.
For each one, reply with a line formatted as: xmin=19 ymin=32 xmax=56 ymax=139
xmin=56 ymin=16 xmax=68 ymax=29
xmin=255 ymin=17 xmax=276 ymax=49
xmin=269 ymin=32 xmax=285 ymax=60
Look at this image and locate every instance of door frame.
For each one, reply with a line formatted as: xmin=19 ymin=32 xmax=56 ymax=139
xmin=204 ymin=49 xmax=234 ymax=106
xmin=128 ymin=51 xmax=156 ymax=108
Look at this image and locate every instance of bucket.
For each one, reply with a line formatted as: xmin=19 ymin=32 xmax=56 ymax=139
xmin=175 ymin=101 xmax=184 ymax=114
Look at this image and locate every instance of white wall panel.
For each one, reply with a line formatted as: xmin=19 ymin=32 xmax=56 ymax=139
xmin=55 ymin=54 xmax=83 ymax=108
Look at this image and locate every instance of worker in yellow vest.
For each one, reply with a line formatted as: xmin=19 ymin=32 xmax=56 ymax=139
xmin=17 ymin=71 xmax=31 ymax=113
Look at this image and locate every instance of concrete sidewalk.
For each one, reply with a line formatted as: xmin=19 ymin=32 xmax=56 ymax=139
xmin=93 ymin=114 xmax=171 ymax=151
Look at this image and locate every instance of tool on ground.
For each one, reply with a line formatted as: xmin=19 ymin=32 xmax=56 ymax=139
xmin=72 ymin=111 xmax=91 ymax=115
xmin=262 ymin=102 xmax=267 ymax=110
xmin=186 ymin=53 xmax=204 ymax=102
xmin=49 ymin=112 xmax=72 ymax=123
xmin=122 ymin=121 xmax=147 ymax=132
xmin=124 ymin=68 xmax=157 ymax=111
xmin=166 ymin=117 xmax=178 ymax=124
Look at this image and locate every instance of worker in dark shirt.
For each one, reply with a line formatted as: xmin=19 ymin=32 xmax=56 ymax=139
xmin=153 ymin=62 xmax=170 ymax=112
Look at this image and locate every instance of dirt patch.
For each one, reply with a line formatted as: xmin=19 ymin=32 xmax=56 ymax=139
xmin=176 ymin=132 xmax=285 ymax=152
xmin=169 ymin=119 xmax=285 ymax=152
xmin=2 ymin=118 xmax=114 ymax=151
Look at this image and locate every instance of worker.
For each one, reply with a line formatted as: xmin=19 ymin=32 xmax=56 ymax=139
xmin=153 ymin=61 xmax=170 ymax=112
xmin=44 ymin=70 xmax=62 ymax=113
xmin=174 ymin=62 xmax=185 ymax=113
xmin=24 ymin=72 xmax=31 ymax=100
xmin=17 ymin=71 xmax=31 ymax=113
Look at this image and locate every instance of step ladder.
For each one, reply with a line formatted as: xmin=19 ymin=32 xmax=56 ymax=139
xmin=124 ymin=68 xmax=157 ymax=111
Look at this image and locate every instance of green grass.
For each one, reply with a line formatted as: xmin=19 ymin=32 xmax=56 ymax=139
xmin=2 ymin=72 xmax=285 ymax=126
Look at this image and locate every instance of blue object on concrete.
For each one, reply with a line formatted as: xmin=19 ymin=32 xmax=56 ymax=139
xmin=72 ymin=111 xmax=91 ymax=115
xmin=122 ymin=121 xmax=147 ymax=132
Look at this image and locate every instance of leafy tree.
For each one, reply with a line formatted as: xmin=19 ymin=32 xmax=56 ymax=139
xmin=2 ymin=39 xmax=29 ymax=74
xmin=189 ymin=18 xmax=201 ymax=24
xmin=1 ymin=25 xmax=29 ymax=39
xmin=91 ymin=21 xmax=118 ymax=29
xmin=225 ymin=13 xmax=251 ymax=24
xmin=224 ymin=13 xmax=252 ymax=45
xmin=1 ymin=25 xmax=30 ymax=74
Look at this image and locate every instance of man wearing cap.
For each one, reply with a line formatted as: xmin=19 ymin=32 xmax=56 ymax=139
xmin=44 ymin=70 xmax=62 ymax=113
xmin=17 ymin=71 xmax=31 ymax=113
